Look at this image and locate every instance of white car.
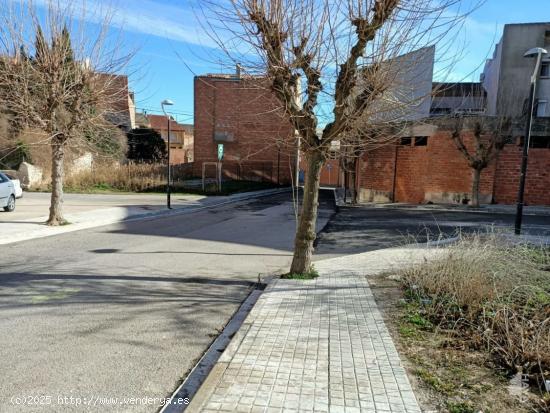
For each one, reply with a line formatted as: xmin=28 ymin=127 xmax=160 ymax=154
xmin=4 ymin=173 xmax=23 ymax=198
xmin=0 ymin=172 xmax=16 ymax=212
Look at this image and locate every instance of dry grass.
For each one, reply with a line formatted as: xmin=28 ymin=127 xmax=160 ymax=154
xmin=61 ymin=162 xmax=194 ymax=193
xmin=400 ymin=233 xmax=550 ymax=409
xmin=35 ymin=161 xmax=279 ymax=195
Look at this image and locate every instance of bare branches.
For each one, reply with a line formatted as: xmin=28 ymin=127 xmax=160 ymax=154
xmin=0 ymin=0 xmax=132 ymax=224
xmin=247 ymin=3 xmax=321 ymax=147
xmin=449 ymin=115 xmax=513 ymax=207
xmin=201 ymin=0 xmax=480 ymax=273
xmin=451 ymin=115 xmax=512 ymax=169
xmin=325 ymin=0 xmax=399 ymax=142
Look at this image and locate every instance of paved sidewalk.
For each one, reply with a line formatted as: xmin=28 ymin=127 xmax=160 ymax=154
xmin=0 ymin=188 xmax=289 ymax=245
xmin=188 ymin=246 xmax=447 ymax=412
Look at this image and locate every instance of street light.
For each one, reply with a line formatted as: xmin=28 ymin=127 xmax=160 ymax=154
xmin=161 ymin=99 xmax=174 ymax=209
xmin=514 ymin=47 xmax=548 ymax=235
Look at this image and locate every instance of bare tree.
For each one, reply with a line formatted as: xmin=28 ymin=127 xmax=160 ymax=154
xmin=0 ymin=1 xmax=131 ymax=225
xmin=450 ymin=115 xmax=512 ymax=207
xmin=203 ymin=0 xmax=473 ymax=274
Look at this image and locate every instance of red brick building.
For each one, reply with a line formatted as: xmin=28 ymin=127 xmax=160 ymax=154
xmin=194 ymin=73 xmax=296 ymax=184
xmin=97 ymin=73 xmax=136 ymax=132
xmin=357 ymin=124 xmax=550 ymax=206
xmin=147 ymin=115 xmax=193 ymax=165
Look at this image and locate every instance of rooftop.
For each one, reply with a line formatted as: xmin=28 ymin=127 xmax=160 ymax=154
xmin=147 ymin=114 xmax=193 ymax=133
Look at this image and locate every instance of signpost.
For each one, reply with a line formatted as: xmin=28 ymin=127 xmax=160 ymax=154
xmin=217 ymin=144 xmax=224 ymax=192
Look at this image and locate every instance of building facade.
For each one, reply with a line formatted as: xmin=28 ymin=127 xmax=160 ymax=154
xmin=194 ymin=72 xmax=295 ymax=184
xmin=482 ymin=23 xmax=550 ymax=119
xmin=139 ymin=114 xmax=194 ymax=165
xmin=430 ymin=82 xmax=486 ymax=116
xmin=98 ymin=73 xmax=136 ymax=132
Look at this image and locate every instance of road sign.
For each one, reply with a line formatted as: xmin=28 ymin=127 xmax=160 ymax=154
xmin=217 ymin=144 xmax=224 ymax=161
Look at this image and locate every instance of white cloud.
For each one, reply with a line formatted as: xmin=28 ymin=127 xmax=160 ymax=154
xmin=28 ymin=0 xmax=214 ymax=47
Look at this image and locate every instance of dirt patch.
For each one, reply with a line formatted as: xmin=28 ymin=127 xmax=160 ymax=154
xmin=369 ymin=274 xmax=548 ymax=413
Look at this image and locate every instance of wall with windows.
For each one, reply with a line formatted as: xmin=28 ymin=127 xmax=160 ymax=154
xmin=358 ymin=130 xmax=550 ymax=206
xmin=484 ymin=23 xmax=550 ymax=118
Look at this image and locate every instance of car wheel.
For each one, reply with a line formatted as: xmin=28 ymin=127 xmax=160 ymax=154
xmin=4 ymin=195 xmax=15 ymax=212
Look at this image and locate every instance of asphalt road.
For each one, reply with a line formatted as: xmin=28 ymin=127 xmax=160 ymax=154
xmin=0 ymin=192 xmax=334 ymax=413
xmin=315 ymin=205 xmax=550 ymax=257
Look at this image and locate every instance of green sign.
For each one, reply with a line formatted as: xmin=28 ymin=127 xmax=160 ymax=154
xmin=217 ymin=144 xmax=224 ymax=161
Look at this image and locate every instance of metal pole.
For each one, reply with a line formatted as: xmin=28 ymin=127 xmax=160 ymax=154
xmin=277 ymin=147 xmax=280 ymax=186
xmin=514 ymin=53 xmax=543 ymax=234
xmin=167 ymin=116 xmax=172 ymax=209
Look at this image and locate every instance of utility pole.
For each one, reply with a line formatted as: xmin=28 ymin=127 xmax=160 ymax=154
xmin=161 ymin=99 xmax=175 ymax=209
xmin=514 ymin=47 xmax=547 ymax=235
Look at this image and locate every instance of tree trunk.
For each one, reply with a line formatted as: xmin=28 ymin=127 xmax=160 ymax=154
xmin=47 ymin=140 xmax=66 ymax=225
xmin=471 ymin=168 xmax=481 ymax=208
xmin=290 ymin=150 xmax=324 ymax=274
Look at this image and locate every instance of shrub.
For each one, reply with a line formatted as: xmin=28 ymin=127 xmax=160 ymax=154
xmin=401 ymin=234 xmax=550 ymax=392
xmin=126 ymin=128 xmax=166 ymax=162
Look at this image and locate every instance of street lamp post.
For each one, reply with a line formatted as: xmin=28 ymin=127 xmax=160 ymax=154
xmin=161 ymin=99 xmax=174 ymax=209
xmin=514 ymin=47 xmax=548 ymax=235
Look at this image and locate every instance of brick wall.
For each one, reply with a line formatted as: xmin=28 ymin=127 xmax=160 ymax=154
xmin=494 ymin=145 xmax=550 ymax=205
xmin=194 ymin=75 xmax=295 ymax=184
xmin=169 ymin=148 xmax=186 ymax=165
xmin=358 ymin=145 xmax=396 ymax=202
xmin=358 ymin=131 xmax=550 ymax=206
xmin=422 ymin=131 xmax=495 ymax=204
xmin=318 ymin=159 xmax=342 ymax=187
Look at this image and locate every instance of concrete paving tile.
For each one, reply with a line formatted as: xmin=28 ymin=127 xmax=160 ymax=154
xmin=194 ymin=251 xmax=431 ymax=411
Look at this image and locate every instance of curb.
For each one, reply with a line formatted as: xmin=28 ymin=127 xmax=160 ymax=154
xmin=181 ymin=281 xmax=280 ymax=413
xmin=161 ymin=286 xmax=266 ymax=413
xmin=358 ymin=203 xmax=550 ymax=217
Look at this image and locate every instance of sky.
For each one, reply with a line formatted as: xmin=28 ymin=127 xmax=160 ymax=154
xmin=30 ymin=0 xmax=549 ymax=124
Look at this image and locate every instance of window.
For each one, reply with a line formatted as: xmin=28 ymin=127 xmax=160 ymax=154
xmin=530 ymin=136 xmax=550 ymax=149
xmin=502 ymin=136 xmax=516 ymax=145
xmin=400 ymin=137 xmax=412 ymax=146
xmin=518 ymin=136 xmax=550 ymax=149
xmin=536 ymin=100 xmax=548 ymax=117
xmin=541 ymin=62 xmax=550 ymax=78
xmin=414 ymin=136 xmax=428 ymax=146
xmin=430 ymin=107 xmax=451 ymax=116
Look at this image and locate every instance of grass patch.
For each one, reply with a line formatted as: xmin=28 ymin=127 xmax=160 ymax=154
xmin=368 ymin=234 xmax=550 ymax=412
xmin=415 ymin=367 xmax=456 ymax=396
xmin=401 ymin=235 xmax=550 ymax=389
xmin=446 ymin=401 xmax=476 ymax=413
xmin=281 ymin=266 xmax=319 ymax=280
